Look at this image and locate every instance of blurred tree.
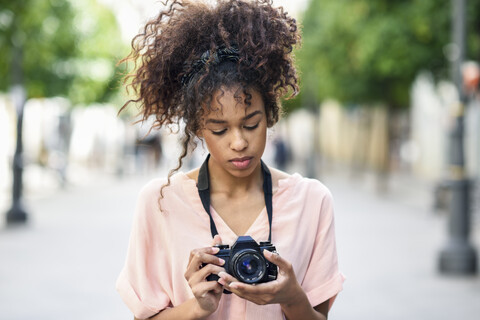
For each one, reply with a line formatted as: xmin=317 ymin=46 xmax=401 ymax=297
xmin=0 ymin=0 xmax=126 ymax=224
xmin=283 ymin=0 xmax=480 ymax=182
xmin=294 ymin=0 xmax=480 ymax=110
xmin=67 ymin=0 xmax=126 ymax=105
xmin=0 ymin=0 xmax=126 ymax=105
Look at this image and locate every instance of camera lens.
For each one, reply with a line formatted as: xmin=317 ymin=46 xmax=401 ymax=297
xmin=232 ymin=249 xmax=266 ymax=284
xmin=240 ymin=257 xmax=258 ymax=275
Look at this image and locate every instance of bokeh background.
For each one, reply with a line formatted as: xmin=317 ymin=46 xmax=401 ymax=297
xmin=1 ymin=0 xmax=480 ymax=319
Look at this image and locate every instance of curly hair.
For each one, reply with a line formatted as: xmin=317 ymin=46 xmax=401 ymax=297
xmin=120 ymin=0 xmax=301 ymax=195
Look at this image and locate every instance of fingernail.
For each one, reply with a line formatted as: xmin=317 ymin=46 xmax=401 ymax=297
xmin=218 ymin=258 xmax=225 ymax=265
xmin=263 ymin=249 xmax=271 ymax=257
xmin=230 ymin=282 xmax=239 ymax=289
xmin=218 ymin=271 xmax=227 ymax=278
xmin=211 ymin=247 xmax=220 ymax=253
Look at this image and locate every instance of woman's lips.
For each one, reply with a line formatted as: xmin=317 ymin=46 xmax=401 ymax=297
xmin=230 ymin=157 xmax=252 ymax=169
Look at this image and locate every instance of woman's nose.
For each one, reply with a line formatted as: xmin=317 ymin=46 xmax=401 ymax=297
xmin=230 ymin=130 xmax=248 ymax=151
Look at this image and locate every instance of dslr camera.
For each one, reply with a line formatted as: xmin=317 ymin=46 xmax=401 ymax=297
xmin=205 ymin=236 xmax=278 ymax=285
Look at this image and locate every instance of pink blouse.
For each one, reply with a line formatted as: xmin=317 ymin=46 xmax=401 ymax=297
xmin=116 ymin=172 xmax=345 ymax=319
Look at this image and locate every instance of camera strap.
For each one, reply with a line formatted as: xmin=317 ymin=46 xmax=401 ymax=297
xmin=197 ymin=154 xmax=273 ymax=242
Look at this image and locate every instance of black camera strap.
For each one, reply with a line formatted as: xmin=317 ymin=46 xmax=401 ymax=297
xmin=197 ymin=154 xmax=273 ymax=242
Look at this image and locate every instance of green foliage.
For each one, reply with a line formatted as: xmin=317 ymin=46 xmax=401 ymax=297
xmin=0 ymin=0 xmax=127 ymax=105
xmin=67 ymin=0 xmax=127 ymax=105
xmin=286 ymin=0 xmax=480 ymax=111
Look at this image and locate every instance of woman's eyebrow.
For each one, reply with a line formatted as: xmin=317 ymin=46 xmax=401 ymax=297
xmin=205 ymin=118 xmax=227 ymax=124
xmin=205 ymin=110 xmax=262 ymax=124
xmin=243 ymin=110 xmax=262 ymax=120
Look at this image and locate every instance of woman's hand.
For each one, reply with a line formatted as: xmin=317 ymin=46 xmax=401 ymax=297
xmin=217 ymin=249 xmax=304 ymax=306
xmin=184 ymin=235 xmax=225 ymax=318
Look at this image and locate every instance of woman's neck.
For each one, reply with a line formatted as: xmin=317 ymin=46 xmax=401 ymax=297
xmin=208 ymin=161 xmax=263 ymax=198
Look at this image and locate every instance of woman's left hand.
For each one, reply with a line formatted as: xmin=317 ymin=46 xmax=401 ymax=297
xmin=217 ymin=249 xmax=303 ymax=306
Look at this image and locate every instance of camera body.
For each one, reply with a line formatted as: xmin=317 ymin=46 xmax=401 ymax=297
xmin=206 ymin=236 xmax=278 ymax=285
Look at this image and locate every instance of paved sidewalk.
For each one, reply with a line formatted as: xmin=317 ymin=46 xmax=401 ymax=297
xmin=0 ymin=169 xmax=479 ymax=320
xmin=323 ymin=170 xmax=480 ymax=320
xmin=0 ymin=173 xmax=143 ymax=320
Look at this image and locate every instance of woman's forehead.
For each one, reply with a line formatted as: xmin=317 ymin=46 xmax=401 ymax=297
xmin=206 ymin=92 xmax=263 ymax=120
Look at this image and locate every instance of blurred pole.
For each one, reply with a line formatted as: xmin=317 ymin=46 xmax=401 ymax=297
xmin=5 ymin=37 xmax=28 ymax=225
xmin=438 ymin=0 xmax=478 ymax=274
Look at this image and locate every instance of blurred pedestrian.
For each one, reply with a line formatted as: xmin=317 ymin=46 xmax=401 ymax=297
xmin=273 ymin=135 xmax=290 ymax=171
xmin=116 ymin=1 xmax=344 ymax=319
xmin=135 ymin=126 xmax=163 ymax=173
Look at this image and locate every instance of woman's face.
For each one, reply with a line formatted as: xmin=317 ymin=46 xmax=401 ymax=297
xmin=199 ymin=86 xmax=267 ymax=179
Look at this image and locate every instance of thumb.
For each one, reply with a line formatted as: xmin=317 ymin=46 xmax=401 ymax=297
xmin=211 ymin=234 xmax=223 ymax=246
xmin=263 ymin=249 xmax=290 ymax=273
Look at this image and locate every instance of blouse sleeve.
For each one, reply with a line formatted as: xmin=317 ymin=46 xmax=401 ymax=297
xmin=116 ymin=182 xmax=172 ymax=319
xmin=301 ymin=185 xmax=345 ymax=311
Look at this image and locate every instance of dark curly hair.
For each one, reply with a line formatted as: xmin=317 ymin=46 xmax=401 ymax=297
xmin=120 ymin=0 xmax=301 ymax=194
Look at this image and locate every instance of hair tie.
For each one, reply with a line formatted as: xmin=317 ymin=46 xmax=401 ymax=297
xmin=181 ymin=45 xmax=240 ymax=86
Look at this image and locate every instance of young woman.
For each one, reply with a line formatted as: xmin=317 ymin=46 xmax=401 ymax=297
xmin=116 ymin=1 xmax=345 ymax=319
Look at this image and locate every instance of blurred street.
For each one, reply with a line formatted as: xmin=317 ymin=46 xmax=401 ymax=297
xmin=1 ymin=0 xmax=480 ymax=319
xmin=0 ymin=165 xmax=479 ymax=320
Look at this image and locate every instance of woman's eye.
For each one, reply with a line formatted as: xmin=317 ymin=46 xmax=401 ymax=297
xmin=244 ymin=123 xmax=259 ymax=130
xmin=211 ymin=129 xmax=227 ymax=136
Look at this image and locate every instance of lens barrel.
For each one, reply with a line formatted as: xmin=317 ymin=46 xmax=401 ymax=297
xmin=231 ymin=249 xmax=266 ymax=283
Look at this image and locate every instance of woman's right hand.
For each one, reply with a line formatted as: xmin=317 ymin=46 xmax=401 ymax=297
xmin=184 ymin=235 xmax=225 ymax=318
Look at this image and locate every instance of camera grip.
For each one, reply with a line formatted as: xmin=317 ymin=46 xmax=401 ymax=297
xmin=205 ymin=272 xmax=232 ymax=294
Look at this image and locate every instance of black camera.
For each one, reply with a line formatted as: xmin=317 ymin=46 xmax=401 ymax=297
xmin=205 ymin=236 xmax=278 ymax=286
